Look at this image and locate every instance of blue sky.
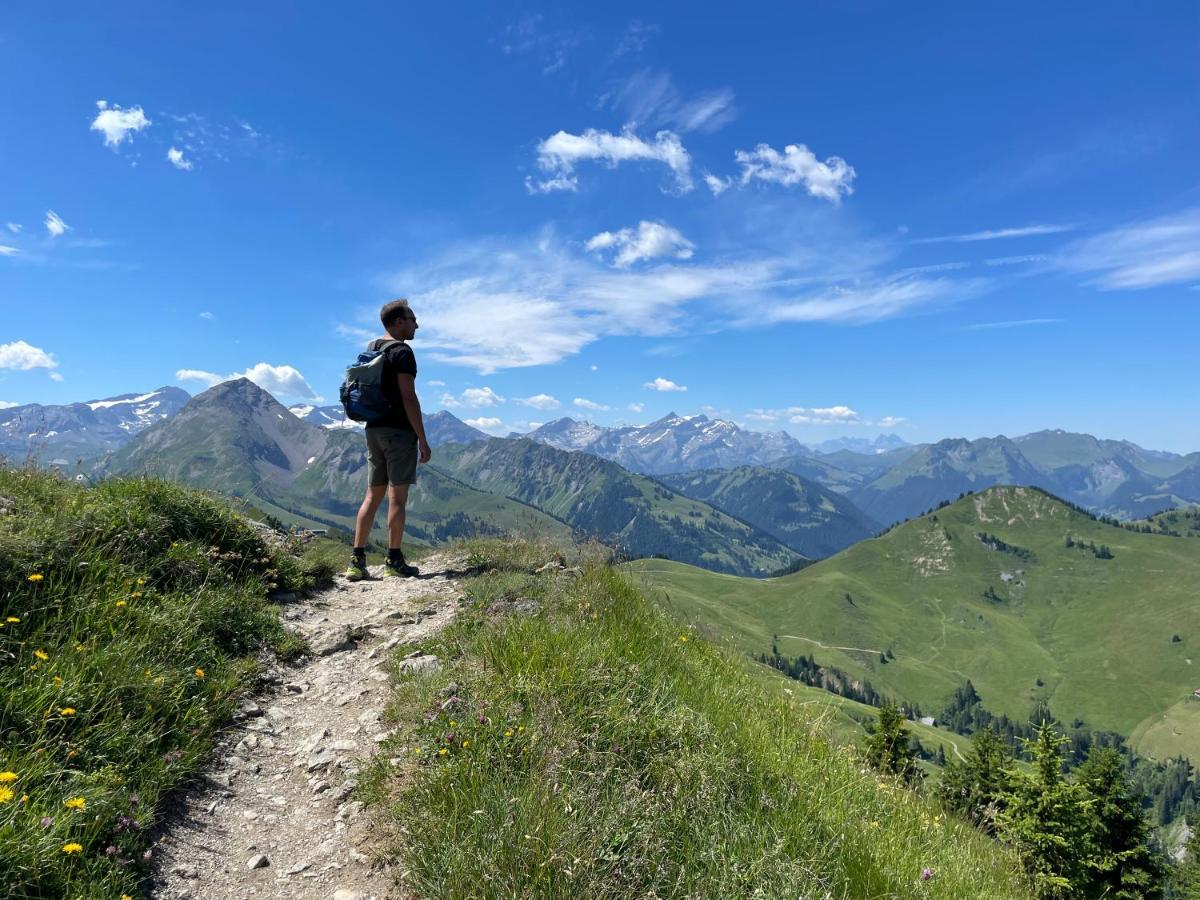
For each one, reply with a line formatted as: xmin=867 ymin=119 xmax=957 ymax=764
xmin=2 ymin=2 xmax=1199 ymax=450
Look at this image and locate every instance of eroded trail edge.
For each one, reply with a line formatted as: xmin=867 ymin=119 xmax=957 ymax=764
xmin=150 ymin=553 xmax=467 ymax=900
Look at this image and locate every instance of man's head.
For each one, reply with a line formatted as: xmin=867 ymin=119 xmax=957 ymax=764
xmin=380 ymin=298 xmax=418 ymax=341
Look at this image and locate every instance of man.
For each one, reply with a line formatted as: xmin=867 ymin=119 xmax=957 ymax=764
xmin=344 ymin=298 xmax=432 ymax=580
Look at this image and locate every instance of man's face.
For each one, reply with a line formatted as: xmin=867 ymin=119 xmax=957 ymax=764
xmin=391 ymin=312 xmax=418 ymax=339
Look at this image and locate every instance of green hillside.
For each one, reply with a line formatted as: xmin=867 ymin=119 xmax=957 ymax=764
xmin=658 ymin=465 xmax=879 ymax=559
xmin=628 ymin=485 xmax=1200 ymax=761
xmin=434 ymin=439 xmax=800 ymax=576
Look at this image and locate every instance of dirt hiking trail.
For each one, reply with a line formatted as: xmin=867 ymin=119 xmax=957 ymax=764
xmin=150 ymin=552 xmax=468 ymax=899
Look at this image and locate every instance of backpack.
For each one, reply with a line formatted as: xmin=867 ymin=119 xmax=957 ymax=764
xmin=339 ymin=340 xmax=402 ymax=423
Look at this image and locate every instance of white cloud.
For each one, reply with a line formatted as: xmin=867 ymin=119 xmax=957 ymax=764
xmin=704 ymin=173 xmax=732 ymax=196
xmin=518 ymin=393 xmax=561 ymax=410
xmin=586 ymin=220 xmax=694 ymax=268
xmin=167 ymin=146 xmax=194 ymax=171
xmin=6 ymin=223 xmax=21 ymax=233
xmin=644 ymin=377 xmax=687 ymax=392
xmin=335 ymin=323 xmax=377 ymax=342
xmin=787 ymin=405 xmax=860 ymax=425
xmin=985 ymin=255 xmax=1049 ymax=267
xmin=49 ymin=372 xmax=64 ymax=382
xmin=0 ymin=245 xmax=18 ymax=256
xmin=590 ymin=364 xmax=599 ymax=371
xmin=461 ymin=386 xmax=505 ymax=407
xmin=175 ymin=362 xmax=318 ymax=399
xmin=438 ymin=392 xmax=460 ymax=408
xmin=465 ymin=416 xmax=504 ymax=431
xmin=628 ymin=402 xmax=644 ymax=413
xmin=199 ymin=311 xmax=214 ymax=319
xmin=877 ymin=416 xmax=907 ymax=428
xmin=0 ymin=400 xmax=19 ymax=409
xmin=914 ymin=224 xmax=1075 ymax=244
xmin=427 ymin=379 xmax=446 ymax=387
xmin=527 ymin=126 xmax=692 ymax=194
xmin=1055 ymin=208 xmax=1200 ymax=289
xmin=614 ymin=19 xmax=659 ymax=57
xmin=573 ymin=397 xmax=609 ymax=411
xmin=734 ymin=142 xmax=856 ymax=203
xmin=379 ymin=230 xmax=972 ymax=374
xmin=0 ymin=340 xmax=57 ymax=371
xmin=607 ymin=69 xmax=737 ymax=134
xmin=44 ymin=211 xmax=69 ymax=237
xmin=499 ymin=14 xmax=581 ymax=75
xmin=90 ymin=100 xmax=151 ymax=149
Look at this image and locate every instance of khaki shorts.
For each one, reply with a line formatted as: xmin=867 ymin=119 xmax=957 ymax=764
xmin=365 ymin=427 xmax=418 ymax=486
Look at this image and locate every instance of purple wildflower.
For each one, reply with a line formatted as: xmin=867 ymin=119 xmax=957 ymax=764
xmin=129 ymin=793 xmax=140 ymax=808
xmin=40 ymin=816 xmax=53 ymax=828
xmin=142 ymin=849 xmax=153 ymax=861
xmin=921 ymin=867 xmax=934 ymax=882
xmin=105 ymin=845 xmax=119 ymax=857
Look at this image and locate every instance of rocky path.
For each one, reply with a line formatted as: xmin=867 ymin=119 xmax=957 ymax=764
xmin=149 ymin=553 xmax=468 ymax=900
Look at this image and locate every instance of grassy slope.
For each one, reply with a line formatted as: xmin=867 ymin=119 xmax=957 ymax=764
xmin=364 ymin=540 xmax=1029 ymax=898
xmin=0 ymin=468 xmax=333 ymax=897
xmin=627 ymin=486 xmax=1200 ymax=761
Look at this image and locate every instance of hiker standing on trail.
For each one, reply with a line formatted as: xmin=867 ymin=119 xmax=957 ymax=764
xmin=342 ymin=298 xmax=431 ymax=580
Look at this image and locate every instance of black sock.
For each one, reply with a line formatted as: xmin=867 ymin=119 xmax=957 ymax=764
xmin=387 ymin=548 xmax=404 ymax=563
xmin=352 ymin=547 xmax=366 ymax=560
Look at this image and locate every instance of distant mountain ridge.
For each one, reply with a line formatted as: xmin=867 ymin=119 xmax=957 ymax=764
xmin=286 ymin=404 xmax=487 ymax=447
xmin=0 ymin=386 xmax=191 ymax=463
xmin=526 ymin=412 xmax=805 ymax=475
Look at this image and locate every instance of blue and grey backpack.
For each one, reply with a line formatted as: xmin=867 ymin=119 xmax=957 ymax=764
xmin=339 ymin=340 xmax=401 ymax=423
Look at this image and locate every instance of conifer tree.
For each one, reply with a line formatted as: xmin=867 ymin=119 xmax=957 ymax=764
xmin=996 ymin=722 xmax=1097 ymax=898
xmin=1074 ymin=747 xmax=1164 ymax=898
xmin=939 ymin=726 xmax=1013 ymax=833
xmin=864 ymin=701 xmax=920 ymax=782
xmin=1171 ymin=824 xmax=1200 ymax=898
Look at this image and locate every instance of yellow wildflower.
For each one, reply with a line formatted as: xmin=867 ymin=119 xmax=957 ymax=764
xmin=438 ymin=748 xmax=448 ymax=756
xmin=136 ymin=578 xmax=145 ymax=585
xmin=53 ymin=676 xmax=63 ymax=686
xmin=413 ymin=747 xmax=422 ymax=754
xmin=64 ymin=796 xmax=86 ymax=810
xmin=61 ymin=843 xmax=82 ymax=854
xmin=194 ymin=667 xmax=205 ymax=679
xmin=0 ymin=772 xmax=17 ymax=783
xmin=5 ymin=616 xmax=18 ymax=623
xmin=115 ymin=600 xmax=126 ymax=608
xmin=505 ymin=729 xmax=514 ymax=737
xmin=27 ymin=574 xmax=44 ymax=582
xmin=679 ymin=635 xmax=689 ymax=642
xmin=59 ymin=708 xmax=76 ymax=716
xmin=20 ymin=794 xmax=28 ymax=803
xmin=0 ymin=786 xmax=14 ymax=804
xmin=67 ymin=749 xmax=77 ymax=758
xmin=131 ymin=591 xmax=142 ymax=599
xmin=462 ymin=740 xmax=470 ymax=749
xmin=34 ymin=649 xmax=49 ymax=661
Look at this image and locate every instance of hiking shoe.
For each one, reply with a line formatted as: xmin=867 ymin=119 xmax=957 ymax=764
xmin=343 ymin=558 xmax=368 ymax=581
xmin=383 ymin=557 xmax=419 ymax=578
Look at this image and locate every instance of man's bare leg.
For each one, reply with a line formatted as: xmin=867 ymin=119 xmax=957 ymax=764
xmin=354 ymin=484 xmax=388 ymax=547
xmin=384 ymin=483 xmax=418 ymax=575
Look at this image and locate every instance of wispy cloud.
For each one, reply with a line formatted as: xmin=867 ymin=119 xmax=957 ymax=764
xmin=176 ymin=362 xmax=319 ymax=399
xmin=91 ymin=100 xmax=150 ymax=149
xmin=643 ymin=377 xmax=687 ymax=392
xmin=913 ymin=224 xmax=1075 ymax=244
xmin=6 ymin=223 xmax=21 ymax=234
xmin=964 ymin=318 xmax=1064 ymax=331
xmin=44 ymin=211 xmax=69 ymax=238
xmin=377 ymin=229 xmax=977 ymax=373
xmin=498 ymin=14 xmax=583 ymax=74
xmin=464 ymin=416 xmax=505 ymax=432
xmin=527 ymin=126 xmax=692 ymax=194
xmin=985 ymin=254 xmax=1049 ymax=267
xmin=628 ymin=402 xmax=645 ymax=413
xmin=1055 ymin=208 xmax=1200 ymax=289
xmin=586 ymin=220 xmax=694 ymax=268
xmin=746 ymin=405 xmax=904 ymax=427
xmin=0 ymin=340 xmax=57 ymax=371
xmin=574 ymin=397 xmax=609 ymax=411
xmin=731 ymin=142 xmax=855 ymax=203
xmin=0 ymin=245 xmax=18 ymax=256
xmin=0 ymin=400 xmax=20 ymax=409
xmin=605 ymin=69 xmax=737 ymax=134
xmin=614 ymin=19 xmax=659 ymax=57
xmin=518 ymin=393 xmax=561 ymax=410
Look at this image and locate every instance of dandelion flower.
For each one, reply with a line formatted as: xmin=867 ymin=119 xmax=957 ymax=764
xmin=463 ymin=740 xmax=470 ymax=748
xmin=53 ymin=675 xmax=63 ymax=686
xmin=505 ymin=729 xmax=514 ymax=738
xmin=59 ymin=708 xmax=76 ymax=716
xmin=64 ymin=796 xmax=86 ymax=810
xmin=438 ymin=748 xmax=448 ymax=756
xmin=34 ymin=649 xmax=49 ymax=661
xmin=194 ymin=667 xmax=205 ymax=679
xmin=131 ymin=591 xmax=142 ymax=599
xmin=27 ymin=574 xmax=44 ymax=582
xmin=6 ymin=616 xmax=19 ymax=623
xmin=61 ymin=843 xmax=83 ymax=854
xmin=0 ymin=786 xmax=14 ymax=804
xmin=136 ymin=578 xmax=145 ymax=585
xmin=74 ymin=643 xmax=85 ymax=652
xmin=0 ymin=772 xmax=17 ymax=783
xmin=115 ymin=600 xmax=127 ymax=608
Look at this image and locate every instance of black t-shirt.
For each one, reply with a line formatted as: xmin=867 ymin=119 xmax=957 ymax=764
xmin=365 ymin=338 xmax=417 ymax=430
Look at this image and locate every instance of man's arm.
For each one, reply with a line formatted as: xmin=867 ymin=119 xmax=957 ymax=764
xmin=397 ymin=373 xmax=431 ymax=463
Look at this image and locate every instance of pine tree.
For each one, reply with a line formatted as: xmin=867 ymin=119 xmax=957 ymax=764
xmin=864 ymin=701 xmax=920 ymax=782
xmin=996 ymin=722 xmax=1097 ymax=898
xmin=1171 ymin=824 xmax=1200 ymax=898
xmin=939 ymin=726 xmax=1013 ymax=833
xmin=1074 ymin=747 xmax=1165 ymax=898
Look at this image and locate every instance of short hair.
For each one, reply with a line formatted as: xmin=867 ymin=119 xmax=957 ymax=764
xmin=380 ymin=298 xmax=413 ymax=328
